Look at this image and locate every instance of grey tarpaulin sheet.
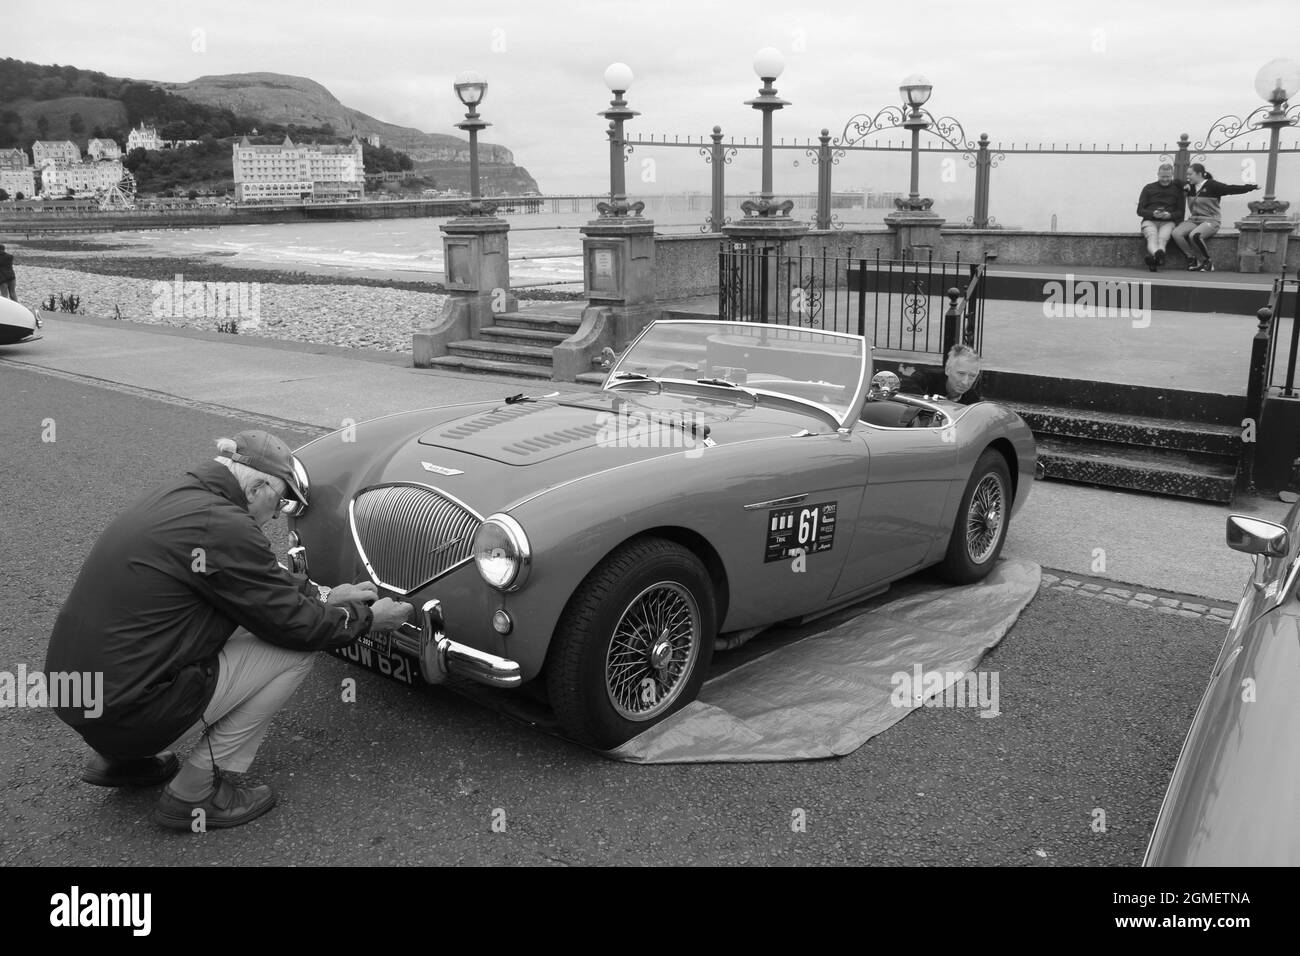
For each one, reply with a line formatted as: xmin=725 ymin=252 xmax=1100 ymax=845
xmin=606 ymin=559 xmax=1041 ymax=763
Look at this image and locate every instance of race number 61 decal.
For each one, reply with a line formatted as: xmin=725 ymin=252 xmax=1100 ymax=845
xmin=765 ymin=501 xmax=837 ymax=563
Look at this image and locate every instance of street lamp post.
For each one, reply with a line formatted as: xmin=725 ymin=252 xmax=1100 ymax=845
xmin=741 ymin=47 xmax=794 ymax=218
xmin=1248 ymin=57 xmax=1300 ymax=217
xmin=453 ymin=70 xmax=495 ymax=216
xmin=897 ymin=73 xmax=934 ymax=212
xmin=597 ymin=62 xmax=644 ymax=217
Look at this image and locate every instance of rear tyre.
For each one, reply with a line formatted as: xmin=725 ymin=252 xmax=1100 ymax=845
xmin=938 ymin=448 xmax=1011 ymax=584
xmin=547 ymin=538 xmax=716 ymax=749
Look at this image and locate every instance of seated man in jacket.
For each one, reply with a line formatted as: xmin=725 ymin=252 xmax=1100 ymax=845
xmin=1135 ymin=163 xmax=1185 ymax=271
xmin=44 ymin=430 xmax=413 ymax=831
xmin=898 ymin=343 xmax=984 ymax=405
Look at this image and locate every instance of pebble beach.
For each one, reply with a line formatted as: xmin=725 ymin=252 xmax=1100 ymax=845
xmin=9 ymin=240 xmax=450 ymax=353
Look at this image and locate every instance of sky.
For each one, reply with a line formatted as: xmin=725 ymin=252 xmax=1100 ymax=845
xmin=7 ymin=0 xmax=1300 ymax=203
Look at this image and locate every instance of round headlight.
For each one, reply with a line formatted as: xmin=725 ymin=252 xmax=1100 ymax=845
xmin=472 ymin=514 xmax=531 ymax=591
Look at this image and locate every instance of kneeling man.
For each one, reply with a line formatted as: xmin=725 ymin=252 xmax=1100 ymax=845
xmin=44 ymin=430 xmax=412 ymax=830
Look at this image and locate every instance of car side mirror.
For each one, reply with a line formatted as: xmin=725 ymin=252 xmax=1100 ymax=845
xmin=1226 ymin=515 xmax=1289 ymax=557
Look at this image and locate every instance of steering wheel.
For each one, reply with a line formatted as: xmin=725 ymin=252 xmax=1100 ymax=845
xmin=657 ymin=363 xmax=698 ymax=379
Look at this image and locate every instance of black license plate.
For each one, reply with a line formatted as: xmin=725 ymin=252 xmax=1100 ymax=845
xmin=333 ymin=639 xmax=415 ymax=685
xmin=357 ymin=629 xmax=391 ymax=655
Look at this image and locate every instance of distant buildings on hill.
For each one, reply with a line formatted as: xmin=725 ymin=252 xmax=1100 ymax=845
xmin=232 ymin=135 xmax=365 ymax=204
xmin=126 ymin=123 xmax=162 ymax=152
xmin=87 ymin=138 xmax=122 ymax=161
xmin=32 ymin=140 xmax=81 ymax=166
xmin=0 ymin=147 xmax=36 ymax=198
xmin=40 ymin=160 xmax=125 ymax=197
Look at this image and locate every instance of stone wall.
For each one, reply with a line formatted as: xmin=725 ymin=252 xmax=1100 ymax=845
xmin=653 ymin=233 xmax=724 ymax=300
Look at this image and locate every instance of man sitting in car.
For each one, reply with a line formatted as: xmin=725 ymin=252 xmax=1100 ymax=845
xmin=44 ymin=430 xmax=413 ymax=831
xmin=899 ymin=344 xmax=984 ymax=404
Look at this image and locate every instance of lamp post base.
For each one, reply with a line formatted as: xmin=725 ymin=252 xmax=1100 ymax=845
xmin=1234 ymin=216 xmax=1294 ymax=273
xmin=892 ymin=196 xmax=936 ymax=213
xmin=883 ymin=211 xmax=946 ymax=260
xmin=595 ymin=198 xmax=646 ymax=217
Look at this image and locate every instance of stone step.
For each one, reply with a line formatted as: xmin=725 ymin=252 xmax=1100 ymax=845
xmin=1006 ymin=401 xmax=1243 ymax=457
xmin=575 ymin=371 xmax=608 ymax=386
xmin=496 ymin=312 xmax=583 ymax=335
xmin=1036 ymin=437 xmax=1237 ymax=503
xmin=448 ymin=340 xmax=555 ymax=367
xmin=425 ymin=355 xmax=554 ymax=380
xmin=479 ymin=326 xmax=570 ymax=348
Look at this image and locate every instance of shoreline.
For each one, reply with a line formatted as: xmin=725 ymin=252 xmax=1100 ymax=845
xmin=3 ymin=237 xmax=585 ymax=299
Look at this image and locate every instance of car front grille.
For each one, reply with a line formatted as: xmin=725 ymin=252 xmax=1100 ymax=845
xmin=350 ymin=484 xmax=481 ymax=593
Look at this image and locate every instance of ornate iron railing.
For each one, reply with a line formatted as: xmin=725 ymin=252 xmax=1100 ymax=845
xmin=718 ymin=243 xmax=987 ymax=357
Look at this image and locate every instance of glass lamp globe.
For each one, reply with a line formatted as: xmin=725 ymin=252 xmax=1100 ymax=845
xmin=454 ymin=70 xmax=487 ymax=107
xmin=900 ymin=73 xmax=933 ymax=109
xmin=1254 ymin=58 xmax=1300 ymax=104
xmin=753 ymin=47 xmax=785 ymax=81
xmin=604 ymin=62 xmax=634 ymax=93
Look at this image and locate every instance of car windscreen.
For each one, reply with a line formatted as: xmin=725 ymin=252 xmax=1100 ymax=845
xmin=610 ymin=321 xmax=867 ymax=422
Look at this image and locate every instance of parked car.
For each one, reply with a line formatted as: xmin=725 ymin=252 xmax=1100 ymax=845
xmin=1144 ymin=509 xmax=1300 ymax=865
xmin=0 ymin=296 xmax=41 ymax=345
xmin=286 ymin=320 xmax=1037 ymax=747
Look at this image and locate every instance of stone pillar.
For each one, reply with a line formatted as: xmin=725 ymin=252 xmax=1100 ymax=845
xmin=552 ymin=216 xmax=658 ymax=382
xmin=1234 ymin=218 xmax=1293 ymax=274
xmin=722 ymin=216 xmax=811 ymax=322
xmin=413 ymin=216 xmax=516 ymax=367
xmin=883 ymin=209 xmax=946 ymax=260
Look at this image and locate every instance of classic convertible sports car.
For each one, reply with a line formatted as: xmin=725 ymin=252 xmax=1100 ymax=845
xmin=287 ymin=319 xmax=1037 ymax=747
xmin=1144 ymin=507 xmax=1300 ymax=865
xmin=0 ymin=296 xmax=42 ymax=345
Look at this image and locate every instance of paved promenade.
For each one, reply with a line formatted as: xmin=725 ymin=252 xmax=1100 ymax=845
xmin=4 ymin=312 xmax=1289 ymax=601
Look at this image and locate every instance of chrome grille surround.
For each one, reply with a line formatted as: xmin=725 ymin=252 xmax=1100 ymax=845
xmin=349 ymin=483 xmax=483 ymax=594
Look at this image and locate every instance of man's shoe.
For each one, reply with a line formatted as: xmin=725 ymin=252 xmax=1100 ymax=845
xmin=1201 ymin=260 xmax=1214 ymax=272
xmin=1187 ymin=261 xmax=1203 ymax=271
xmin=1154 ymin=249 xmax=1167 ymax=265
xmin=154 ymin=773 xmax=277 ymax=831
xmin=82 ymin=751 xmax=179 ymax=788
xmin=1144 ymin=254 xmax=1158 ymax=271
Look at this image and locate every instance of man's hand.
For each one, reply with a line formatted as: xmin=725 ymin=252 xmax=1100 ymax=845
xmin=370 ymin=597 xmax=414 ymax=633
xmin=1153 ymin=209 xmax=1170 ymax=219
xmin=327 ymin=581 xmax=378 ymax=606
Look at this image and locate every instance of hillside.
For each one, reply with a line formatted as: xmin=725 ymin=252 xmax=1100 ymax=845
xmin=161 ymin=73 xmax=523 ymax=167
xmin=6 ymin=95 xmax=127 ymax=142
xmin=0 ymin=60 xmax=540 ymax=193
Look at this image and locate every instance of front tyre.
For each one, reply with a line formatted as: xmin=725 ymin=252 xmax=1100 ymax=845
xmin=938 ymin=448 xmax=1012 ymax=584
xmin=547 ymin=538 xmax=716 ymax=749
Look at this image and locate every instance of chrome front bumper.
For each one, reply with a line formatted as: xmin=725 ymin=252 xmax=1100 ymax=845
xmin=397 ymin=600 xmax=523 ymax=689
xmin=288 ymin=544 xmax=522 ymax=689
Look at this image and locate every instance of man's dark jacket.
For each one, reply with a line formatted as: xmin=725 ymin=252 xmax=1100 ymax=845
xmin=1136 ymin=180 xmax=1186 ymax=222
xmin=899 ymin=367 xmax=983 ymax=405
xmin=0 ymin=250 xmax=14 ymax=282
xmin=45 ymin=460 xmax=375 ymax=758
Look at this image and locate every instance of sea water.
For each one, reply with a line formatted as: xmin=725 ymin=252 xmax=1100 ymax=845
xmin=104 ymin=209 xmax=731 ymax=288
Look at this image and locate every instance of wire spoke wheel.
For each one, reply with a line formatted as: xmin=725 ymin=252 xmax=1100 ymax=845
xmin=940 ymin=449 xmax=1013 ymax=584
xmin=965 ymin=473 xmax=1005 ymax=565
xmin=604 ymin=581 xmax=701 ymax=721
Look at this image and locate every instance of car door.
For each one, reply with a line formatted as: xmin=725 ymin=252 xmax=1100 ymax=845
xmin=829 ymin=416 xmax=959 ymax=600
xmin=713 ymin=430 xmax=871 ymax=632
xmin=1145 ymin=510 xmax=1300 ymax=865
